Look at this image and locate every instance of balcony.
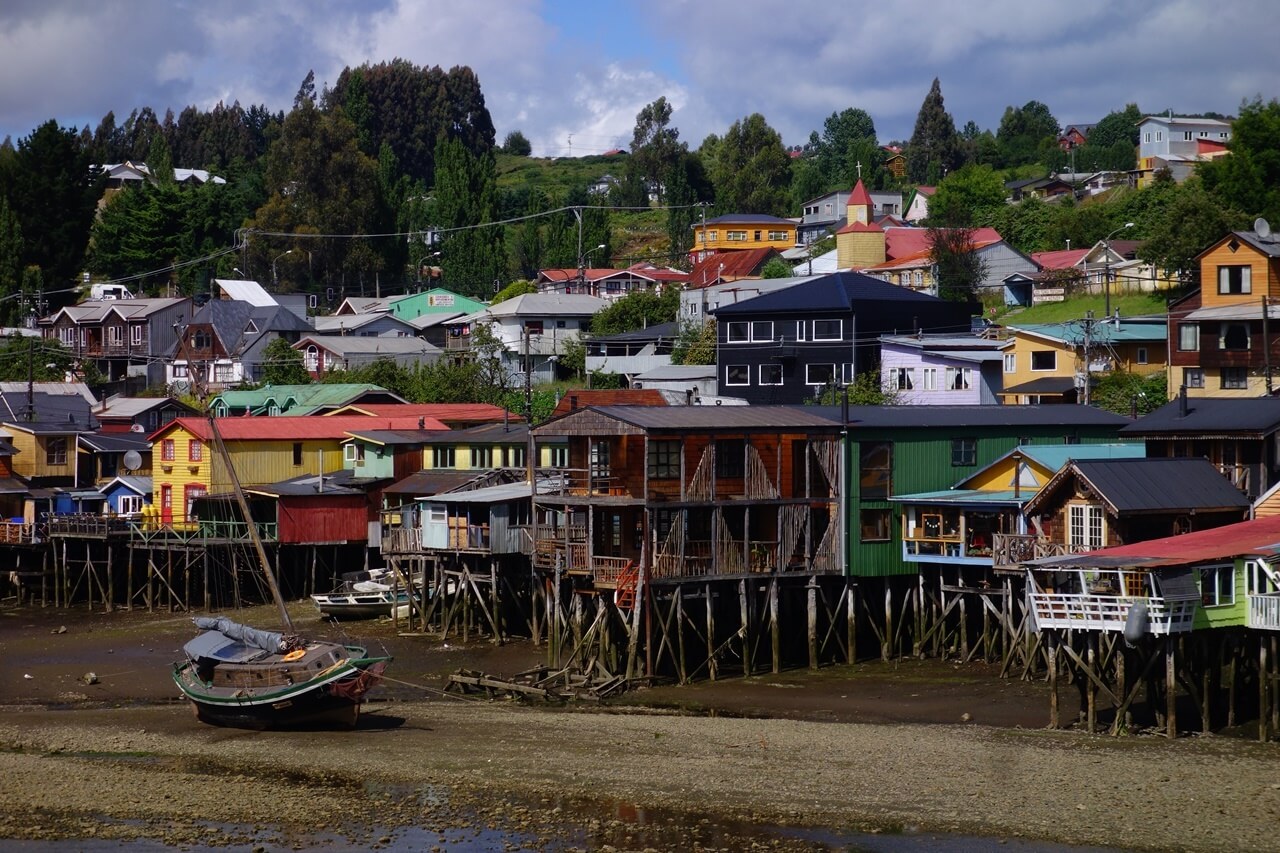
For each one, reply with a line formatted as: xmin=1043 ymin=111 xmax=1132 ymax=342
xmin=0 ymin=521 xmax=37 ymax=544
xmin=382 ymin=526 xmax=422 ymax=553
xmin=1249 ymin=593 xmax=1280 ymax=630
xmin=1028 ymin=569 xmax=1197 ymax=635
xmin=992 ymin=533 xmax=1090 ymax=569
xmin=537 ymin=468 xmax=636 ymax=499
xmin=46 ymin=515 xmax=132 ymax=537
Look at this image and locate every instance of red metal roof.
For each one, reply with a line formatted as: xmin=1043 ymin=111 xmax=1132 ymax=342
xmin=687 ymin=248 xmax=779 ymax=288
xmin=1031 ymin=248 xmax=1089 ymax=270
xmin=322 ymin=403 xmax=517 ymax=423
xmin=835 ymin=220 xmax=884 ymax=235
xmin=848 ymin=179 xmax=873 ymax=207
xmin=551 ymin=390 xmax=669 ymax=417
xmin=150 ymin=415 xmax=448 ymax=442
xmin=883 ymin=226 xmax=1001 ymax=261
xmin=1057 ymin=514 xmax=1280 ymax=566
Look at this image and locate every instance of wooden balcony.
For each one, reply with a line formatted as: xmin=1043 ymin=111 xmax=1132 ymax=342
xmin=1029 ymin=591 xmax=1196 ymax=634
xmin=992 ymin=533 xmax=1089 ymax=569
xmin=382 ymin=526 xmax=422 ymax=553
xmin=0 ymin=521 xmax=37 ymax=544
xmin=46 ymin=515 xmax=133 ymax=537
xmin=1249 ymin=594 xmax=1280 ymax=630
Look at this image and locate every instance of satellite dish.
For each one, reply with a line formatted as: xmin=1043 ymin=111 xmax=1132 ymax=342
xmin=1256 ymin=218 xmax=1272 ymax=240
xmin=122 ymin=450 xmax=143 ymax=471
xmin=129 ymin=423 xmax=145 ymax=433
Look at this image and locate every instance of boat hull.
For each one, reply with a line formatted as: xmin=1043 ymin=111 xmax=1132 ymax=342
xmin=311 ymin=590 xmax=410 ymax=620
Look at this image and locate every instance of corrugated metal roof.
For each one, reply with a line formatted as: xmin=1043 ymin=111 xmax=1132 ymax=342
xmin=712 ymin=270 xmax=948 ymax=316
xmin=419 ymin=479 xmax=554 ymax=503
xmin=295 ymin=335 xmax=440 ymax=356
xmin=1121 ymin=397 xmax=1280 ymax=436
xmin=1033 ymin=513 xmax=1280 ymax=570
xmin=151 ymin=414 xmax=448 ymax=442
xmin=816 ymin=404 xmax=1129 ymax=429
xmin=214 ymin=279 xmax=277 ymax=307
xmin=383 ymin=470 xmax=491 ymax=496
xmin=563 ymin=405 xmax=841 ymax=432
xmin=1072 ymin=458 xmax=1250 ymax=514
xmin=889 ymin=488 xmax=1025 ymax=505
xmin=1009 ymin=319 xmax=1167 ymax=344
xmin=324 ymin=403 xmax=515 ymax=423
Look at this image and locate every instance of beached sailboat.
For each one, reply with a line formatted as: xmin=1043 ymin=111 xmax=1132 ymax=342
xmin=173 ymin=419 xmax=390 ymax=729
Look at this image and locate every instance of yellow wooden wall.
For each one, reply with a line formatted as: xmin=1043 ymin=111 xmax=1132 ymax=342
xmin=1198 ymin=241 xmax=1279 ymax=309
xmin=836 ymin=229 xmax=887 ymax=270
xmin=963 ymin=457 xmax=1058 ymax=492
xmin=693 ymin=222 xmax=796 ymax=253
xmin=7 ymin=430 xmax=75 ymax=480
xmin=420 ymin=443 xmax=558 ymax=470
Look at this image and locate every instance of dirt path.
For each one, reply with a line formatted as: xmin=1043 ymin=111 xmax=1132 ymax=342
xmin=2 ymin=603 xmax=1278 ymax=851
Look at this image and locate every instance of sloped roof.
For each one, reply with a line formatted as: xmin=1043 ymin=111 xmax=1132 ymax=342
xmin=815 ymin=404 xmax=1128 ymax=429
xmin=882 ymin=226 xmax=1002 ymax=261
xmin=537 ymin=404 xmax=840 ymax=435
xmin=1121 ymin=396 xmax=1280 ymax=437
xmin=294 ymin=335 xmax=440 ymax=357
xmin=848 ymin=180 xmax=873 ymax=207
xmin=687 ymin=248 xmax=780 ymax=287
xmin=324 ymin=403 xmax=515 ymax=423
xmin=1025 ymin=457 xmax=1249 ymax=517
xmin=1036 ymin=513 xmax=1280 ymax=571
xmin=951 ymin=443 xmax=1146 ymax=490
xmin=1009 ymin=318 xmax=1167 ymax=344
xmin=1031 ymin=248 xmax=1090 ymax=270
xmin=633 ymin=364 xmax=717 ymax=381
xmin=701 ymin=213 xmax=795 ymax=226
xmin=589 ymin=321 xmax=680 ymax=343
xmin=151 ymin=414 xmax=448 ymax=442
xmin=711 ymin=270 xmax=948 ymax=316
xmin=214 ymin=279 xmax=277 ymax=307
xmin=312 ymin=313 xmax=417 ymax=333
xmin=382 ymin=469 xmax=496 ymax=497
xmin=551 ymin=389 xmax=670 ymax=417
xmin=77 ymin=432 xmax=149 ymax=453
xmin=0 ymin=390 xmax=98 ymax=429
xmin=95 ymin=396 xmax=195 ymax=420
xmin=98 ymin=475 xmax=151 ymax=496
xmin=467 ymin=293 xmax=607 ymax=320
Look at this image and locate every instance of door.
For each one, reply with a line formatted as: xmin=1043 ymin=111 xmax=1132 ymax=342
xmin=160 ymin=485 xmax=172 ymax=524
xmin=423 ymin=503 xmax=448 ymax=549
xmin=184 ymin=485 xmax=207 ymax=525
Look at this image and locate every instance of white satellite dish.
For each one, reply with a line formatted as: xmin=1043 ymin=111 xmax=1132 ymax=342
xmin=122 ymin=450 xmax=143 ymax=471
xmin=129 ymin=423 xmax=145 ymax=432
xmin=1256 ymin=218 xmax=1272 ymax=240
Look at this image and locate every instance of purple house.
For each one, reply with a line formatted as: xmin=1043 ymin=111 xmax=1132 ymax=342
xmin=879 ymin=334 xmax=1004 ymax=405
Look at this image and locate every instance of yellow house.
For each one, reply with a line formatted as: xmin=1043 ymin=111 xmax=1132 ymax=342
xmin=1167 ymin=228 xmax=1280 ymax=398
xmin=420 ymin=423 xmax=567 ymax=471
xmin=692 ymin=214 xmax=796 ymax=259
xmin=149 ymin=415 xmax=446 ymax=524
xmin=4 ymin=423 xmax=78 ymax=482
xmin=999 ymin=319 xmax=1168 ymax=405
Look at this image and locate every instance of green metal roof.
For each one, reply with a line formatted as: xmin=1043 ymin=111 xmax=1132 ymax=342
xmin=209 ymin=383 xmax=388 ymax=413
xmin=889 ymin=489 xmax=1025 ymax=506
xmin=1010 ymin=318 xmax=1167 ymax=344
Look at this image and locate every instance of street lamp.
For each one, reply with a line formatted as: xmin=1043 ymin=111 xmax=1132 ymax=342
xmin=272 ymin=250 xmax=293 ymax=287
xmin=576 ymin=244 xmax=606 ymax=293
xmin=1102 ymin=222 xmax=1134 ymax=318
xmin=232 ymin=267 xmax=246 ymax=279
xmin=415 ymin=252 xmax=441 ymax=290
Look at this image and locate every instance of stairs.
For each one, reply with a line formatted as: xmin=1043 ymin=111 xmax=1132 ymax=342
xmin=613 ymin=561 xmax=640 ymax=611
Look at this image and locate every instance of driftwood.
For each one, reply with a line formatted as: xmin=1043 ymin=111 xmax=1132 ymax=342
xmin=445 ymin=662 xmax=635 ymax=703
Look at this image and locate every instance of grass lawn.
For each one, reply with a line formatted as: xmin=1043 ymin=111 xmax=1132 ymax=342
xmin=993 ymin=292 xmax=1169 ymax=325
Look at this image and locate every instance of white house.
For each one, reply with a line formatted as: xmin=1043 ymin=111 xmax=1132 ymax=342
xmin=447 ymin=293 xmax=606 ymax=383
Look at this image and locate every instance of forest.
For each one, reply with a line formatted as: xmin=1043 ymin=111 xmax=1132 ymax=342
xmin=0 ymin=62 xmax=1278 ymax=317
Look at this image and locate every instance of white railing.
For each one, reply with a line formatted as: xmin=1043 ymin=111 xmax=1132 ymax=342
xmin=1248 ymin=594 xmax=1280 ymax=630
xmin=1029 ymin=593 xmax=1197 ymax=635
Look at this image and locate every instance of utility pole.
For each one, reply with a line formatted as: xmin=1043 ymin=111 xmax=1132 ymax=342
xmin=26 ymin=338 xmax=35 ymax=422
xmin=1265 ymin=295 xmax=1274 ymax=395
xmin=1081 ymin=311 xmax=1094 ymax=407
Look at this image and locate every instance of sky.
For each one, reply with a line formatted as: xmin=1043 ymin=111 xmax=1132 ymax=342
xmin=1 ymin=0 xmax=1278 ymax=159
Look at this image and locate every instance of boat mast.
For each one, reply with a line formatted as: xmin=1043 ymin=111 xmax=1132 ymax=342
xmin=208 ymin=417 xmax=294 ymax=632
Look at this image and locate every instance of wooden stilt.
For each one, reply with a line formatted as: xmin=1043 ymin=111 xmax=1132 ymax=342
xmin=1261 ymin=636 xmax=1270 ymax=742
xmin=846 ymin=581 xmax=857 ymax=665
xmin=1048 ymin=630 xmax=1059 ymax=729
xmin=675 ymin=585 xmax=687 ymax=684
xmin=739 ymin=579 xmax=751 ymax=677
xmin=1086 ymin=633 xmax=1097 ymax=734
xmin=1166 ymin=635 xmax=1177 ymax=739
xmin=807 ymin=578 xmax=818 ymax=671
xmin=882 ymin=583 xmax=892 ymax=662
xmin=769 ymin=579 xmax=780 ymax=674
xmin=706 ymin=582 xmax=717 ymax=681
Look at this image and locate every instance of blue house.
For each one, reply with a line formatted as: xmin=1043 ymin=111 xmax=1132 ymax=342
xmin=99 ymin=475 xmax=151 ymax=516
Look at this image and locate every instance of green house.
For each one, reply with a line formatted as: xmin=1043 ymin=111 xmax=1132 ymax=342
xmin=822 ymin=405 xmax=1131 ymax=578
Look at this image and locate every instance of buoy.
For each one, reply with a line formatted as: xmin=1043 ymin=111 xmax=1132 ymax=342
xmin=1123 ymin=601 xmax=1148 ymax=645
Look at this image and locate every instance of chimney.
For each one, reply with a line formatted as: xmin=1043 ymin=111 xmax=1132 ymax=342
xmin=1178 ymin=384 xmax=1188 ymax=417
xmin=685 ymin=388 xmax=694 ymax=405
xmin=570 ymin=395 xmax=579 ymax=410
xmin=418 ymin=417 xmax=425 ymax=429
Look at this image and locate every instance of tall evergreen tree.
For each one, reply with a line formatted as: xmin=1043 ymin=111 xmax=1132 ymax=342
xmin=907 ymin=78 xmax=961 ymax=184
xmin=432 ymin=134 xmax=505 ymax=298
xmin=710 ymin=114 xmax=791 ymax=215
xmin=0 ymin=196 xmax=23 ymax=322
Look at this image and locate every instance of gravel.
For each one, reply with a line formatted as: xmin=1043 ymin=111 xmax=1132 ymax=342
xmin=1 ymin=699 xmax=1277 ymax=851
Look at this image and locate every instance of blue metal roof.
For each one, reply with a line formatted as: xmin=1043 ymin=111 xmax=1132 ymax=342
xmin=712 ymin=271 xmax=947 ymax=316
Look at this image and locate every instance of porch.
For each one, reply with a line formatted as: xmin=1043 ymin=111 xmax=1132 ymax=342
xmin=1027 ymin=567 xmax=1198 ymax=634
xmin=1248 ymin=593 xmax=1280 ymax=630
xmin=992 ymin=533 xmax=1089 ymax=569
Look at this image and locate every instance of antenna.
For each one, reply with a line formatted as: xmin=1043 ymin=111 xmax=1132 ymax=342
xmin=1255 ymin=218 xmax=1272 ymax=241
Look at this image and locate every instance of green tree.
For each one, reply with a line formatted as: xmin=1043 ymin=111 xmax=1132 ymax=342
xmin=6 ymin=120 xmax=103 ymax=304
xmin=432 ymin=134 xmax=506 ymax=298
xmin=760 ymin=257 xmax=794 ymax=278
xmin=1091 ymin=370 xmax=1167 ymax=417
xmin=995 ymin=100 xmax=1060 ymax=168
xmin=1139 ymin=179 xmax=1246 ymax=284
xmin=590 ymin=287 xmax=680 ymax=335
xmin=493 ymin=279 xmax=538 ymax=303
xmin=664 ymin=154 xmax=698 ymax=263
xmin=812 ymin=107 xmax=877 ymax=186
xmin=711 ymin=113 xmax=791 ymax=214
xmin=0 ymin=335 xmax=74 ymax=381
xmin=671 ymin=319 xmax=715 ymax=366
xmin=502 ymin=130 xmax=532 ymax=156
xmin=1199 ymin=96 xmax=1280 ymax=225
xmin=906 ymin=78 xmax=961 ymax=184
xmin=1071 ymin=104 xmax=1142 ymax=172
xmin=259 ymin=336 xmax=311 ymax=385
xmin=628 ymin=97 xmax=684 ymax=203
xmin=928 ymin=164 xmax=1007 ymax=226
xmin=0 ymin=196 xmax=23 ymax=322
xmin=929 ymin=225 xmax=988 ymax=301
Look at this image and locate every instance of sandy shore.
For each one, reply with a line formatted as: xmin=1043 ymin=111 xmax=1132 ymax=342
xmin=1 ymin=604 xmax=1278 ymax=851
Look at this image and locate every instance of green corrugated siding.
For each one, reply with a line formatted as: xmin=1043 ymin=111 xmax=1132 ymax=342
xmin=845 ymin=424 xmax=1128 ymax=578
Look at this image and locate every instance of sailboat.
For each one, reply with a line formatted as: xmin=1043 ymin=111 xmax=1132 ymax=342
xmin=173 ymin=418 xmax=391 ymax=729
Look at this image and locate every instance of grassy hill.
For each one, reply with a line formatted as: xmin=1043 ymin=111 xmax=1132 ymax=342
xmin=993 ymin=292 xmax=1168 ymax=325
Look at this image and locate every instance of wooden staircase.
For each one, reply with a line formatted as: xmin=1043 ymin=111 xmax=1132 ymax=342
xmin=613 ymin=560 xmax=640 ymax=611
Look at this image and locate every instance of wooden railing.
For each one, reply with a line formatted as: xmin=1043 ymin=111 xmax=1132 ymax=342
xmin=1029 ymin=592 xmax=1197 ymax=635
xmin=382 ymin=526 xmax=421 ymax=553
xmin=0 ymin=521 xmax=36 ymax=544
xmin=196 ymin=519 xmax=278 ymax=541
xmin=1249 ymin=594 xmax=1280 ymax=631
xmin=993 ymin=534 xmax=1090 ymax=568
xmin=46 ymin=515 xmax=132 ymax=537
xmin=591 ymin=556 xmax=632 ymax=586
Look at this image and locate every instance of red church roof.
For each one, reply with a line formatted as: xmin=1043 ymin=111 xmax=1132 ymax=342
xmin=848 ymin=179 xmax=873 ymax=207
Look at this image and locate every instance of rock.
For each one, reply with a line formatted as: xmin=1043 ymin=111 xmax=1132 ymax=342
xmin=961 ymin=712 xmax=972 ymax=722
xmin=54 ymin=625 xmax=67 ymax=634
xmin=83 ymin=672 xmax=99 ymax=685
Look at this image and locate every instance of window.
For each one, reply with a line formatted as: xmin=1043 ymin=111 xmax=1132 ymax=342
xmin=185 ymin=485 xmax=207 ymax=520
xmin=161 ymin=439 xmax=175 ymax=461
xmin=1183 ymin=131 xmax=1193 ymax=141
xmin=303 ymin=345 xmax=319 ymax=371
xmin=859 ymin=442 xmax=892 ymax=499
xmin=471 ymin=446 xmax=494 ymax=468
xmin=1184 ymin=368 xmax=1205 ymax=389
xmin=1218 ymin=265 xmax=1252 ymax=295
xmin=1221 ymin=367 xmax=1248 ymax=389
xmin=1031 ymin=351 xmax=1055 ymax=371
xmin=753 ymin=230 xmax=762 ymax=241
xmin=894 ymin=368 xmax=914 ymax=390
xmin=432 ymin=446 xmax=456 ymax=468
xmin=759 ymin=364 xmax=783 ymax=385
xmin=841 ymin=363 xmax=855 ymax=384
xmin=648 ymin=440 xmax=680 ymax=479
xmin=767 ymin=230 xmax=788 ymax=241
xmin=951 ymin=438 xmax=977 ymax=466
xmin=715 ymin=439 xmax=745 ymax=478
xmin=293 ymin=442 xmax=304 ymax=466
xmin=188 ymin=440 xmax=203 ymax=462
xmin=130 ymin=324 xmax=143 ymax=346
xmin=751 ymin=321 xmax=773 ymax=341
xmin=344 ymin=444 xmax=359 ymax=462
xmin=1199 ymin=564 xmax=1235 ymax=607
xmin=812 ymin=319 xmax=842 ymax=341
xmin=118 ymin=495 xmax=143 ymax=516
xmin=806 ymin=363 xmax=835 ymax=385
xmin=214 ymin=363 xmax=236 ymax=382
xmin=590 ymin=440 xmax=611 ymax=479
xmin=1068 ymin=504 xmax=1105 ymax=550
xmin=108 ymin=325 xmax=124 ymax=345
xmin=505 ymin=445 xmax=526 ymax=468
xmin=1177 ymin=324 xmax=1199 ymax=351
xmin=1156 ymin=131 xmax=1163 ymax=142
xmin=1220 ymin=323 xmax=1250 ymax=351
xmin=525 ymin=320 xmax=544 ymax=335
xmin=1248 ymin=559 xmax=1277 ymax=595
xmin=946 ymin=367 xmax=971 ymax=390
xmin=921 ymin=368 xmax=937 ymax=390
xmin=726 ymin=322 xmax=749 ymax=343
xmin=60 ymin=327 xmax=75 ymax=346
xmin=1143 ymin=132 xmax=1152 ymax=143
xmin=1003 ymin=353 xmax=1016 ymax=373
xmin=706 ymin=230 xmax=718 ymax=242
xmin=46 ymin=437 xmax=67 ymax=466
xmin=726 ymin=230 xmax=747 ymax=241
xmin=1136 ymin=347 xmax=1148 ymax=365
xmin=860 ymin=508 xmax=892 ymax=542
xmin=192 ymin=330 xmax=210 ymax=349
xmin=548 ymin=445 xmax=569 ymax=468
xmin=725 ymin=364 xmax=750 ymax=386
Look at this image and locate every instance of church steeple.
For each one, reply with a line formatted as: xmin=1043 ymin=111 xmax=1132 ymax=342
xmin=847 ymin=178 xmax=873 ymax=226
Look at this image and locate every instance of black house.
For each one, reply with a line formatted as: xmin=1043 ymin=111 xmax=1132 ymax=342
xmin=711 ymin=271 xmax=975 ymax=404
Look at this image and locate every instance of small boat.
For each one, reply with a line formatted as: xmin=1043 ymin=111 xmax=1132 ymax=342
xmin=173 ymin=417 xmax=391 ymax=729
xmin=174 ymin=616 xmax=389 ymax=729
xmin=311 ymin=569 xmax=413 ymax=620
